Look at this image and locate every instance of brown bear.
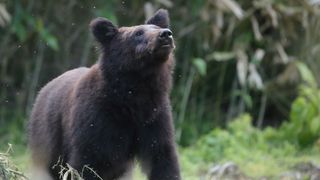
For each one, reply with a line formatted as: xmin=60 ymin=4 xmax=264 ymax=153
xmin=28 ymin=9 xmax=181 ymax=180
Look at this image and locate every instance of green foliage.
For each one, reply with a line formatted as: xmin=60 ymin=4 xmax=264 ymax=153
xmin=182 ymin=79 xmax=320 ymax=177
xmin=173 ymin=0 xmax=320 ymax=144
xmin=192 ymin=58 xmax=206 ymax=76
xmin=182 ymin=112 xmax=320 ymax=178
xmin=184 ymin=114 xmax=294 ymax=163
xmin=289 ymin=90 xmax=320 ymax=146
xmin=296 ymin=62 xmax=317 ymax=88
xmin=35 ymin=19 xmax=59 ymax=51
xmin=10 ymin=2 xmax=58 ymax=50
xmin=273 ymin=64 xmax=320 ymax=147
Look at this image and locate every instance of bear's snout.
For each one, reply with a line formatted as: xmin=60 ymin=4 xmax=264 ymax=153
xmin=158 ymin=29 xmax=174 ymax=48
xmin=159 ymin=29 xmax=172 ymax=39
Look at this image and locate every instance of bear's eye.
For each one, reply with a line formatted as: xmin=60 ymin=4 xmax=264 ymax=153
xmin=135 ymin=30 xmax=144 ymax=37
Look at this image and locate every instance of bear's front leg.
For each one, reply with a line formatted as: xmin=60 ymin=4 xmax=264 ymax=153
xmin=67 ymin=115 xmax=135 ymax=180
xmin=69 ymin=147 xmax=133 ymax=180
xmin=68 ymin=149 xmax=104 ymax=180
xmin=138 ymin=110 xmax=181 ymax=180
xmin=148 ymin=143 xmax=180 ymax=180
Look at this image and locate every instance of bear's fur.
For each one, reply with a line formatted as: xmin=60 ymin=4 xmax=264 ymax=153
xmin=28 ymin=9 xmax=180 ymax=180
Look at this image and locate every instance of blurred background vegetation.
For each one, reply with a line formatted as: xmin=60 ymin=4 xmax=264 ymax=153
xmin=1 ymin=0 xmax=320 ymax=179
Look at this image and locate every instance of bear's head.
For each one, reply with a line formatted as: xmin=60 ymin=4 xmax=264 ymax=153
xmin=90 ymin=9 xmax=174 ymax=73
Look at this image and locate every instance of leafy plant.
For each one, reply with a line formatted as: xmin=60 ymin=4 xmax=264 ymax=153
xmin=274 ymin=61 xmax=320 ymax=147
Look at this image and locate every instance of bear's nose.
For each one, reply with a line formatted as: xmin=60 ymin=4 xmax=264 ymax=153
xmin=159 ymin=29 xmax=173 ymax=39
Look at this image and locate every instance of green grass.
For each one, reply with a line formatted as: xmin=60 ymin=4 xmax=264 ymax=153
xmin=181 ymin=114 xmax=320 ymax=179
xmin=1 ymin=126 xmax=320 ymax=179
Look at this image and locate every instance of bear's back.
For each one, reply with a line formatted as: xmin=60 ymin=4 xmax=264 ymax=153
xmin=31 ymin=67 xmax=89 ymax=119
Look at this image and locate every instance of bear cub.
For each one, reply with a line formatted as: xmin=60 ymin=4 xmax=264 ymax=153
xmin=28 ymin=9 xmax=180 ymax=180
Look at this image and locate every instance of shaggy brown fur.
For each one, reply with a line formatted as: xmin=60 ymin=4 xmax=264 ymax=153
xmin=28 ymin=9 xmax=181 ymax=180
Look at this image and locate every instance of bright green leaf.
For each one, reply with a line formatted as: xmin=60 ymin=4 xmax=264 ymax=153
xmin=45 ymin=35 xmax=59 ymax=51
xmin=39 ymin=29 xmax=59 ymax=51
xmin=192 ymin=58 xmax=207 ymax=76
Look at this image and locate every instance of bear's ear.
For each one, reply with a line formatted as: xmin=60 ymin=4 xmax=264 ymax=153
xmin=90 ymin=17 xmax=118 ymax=44
xmin=146 ymin=9 xmax=170 ymax=28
